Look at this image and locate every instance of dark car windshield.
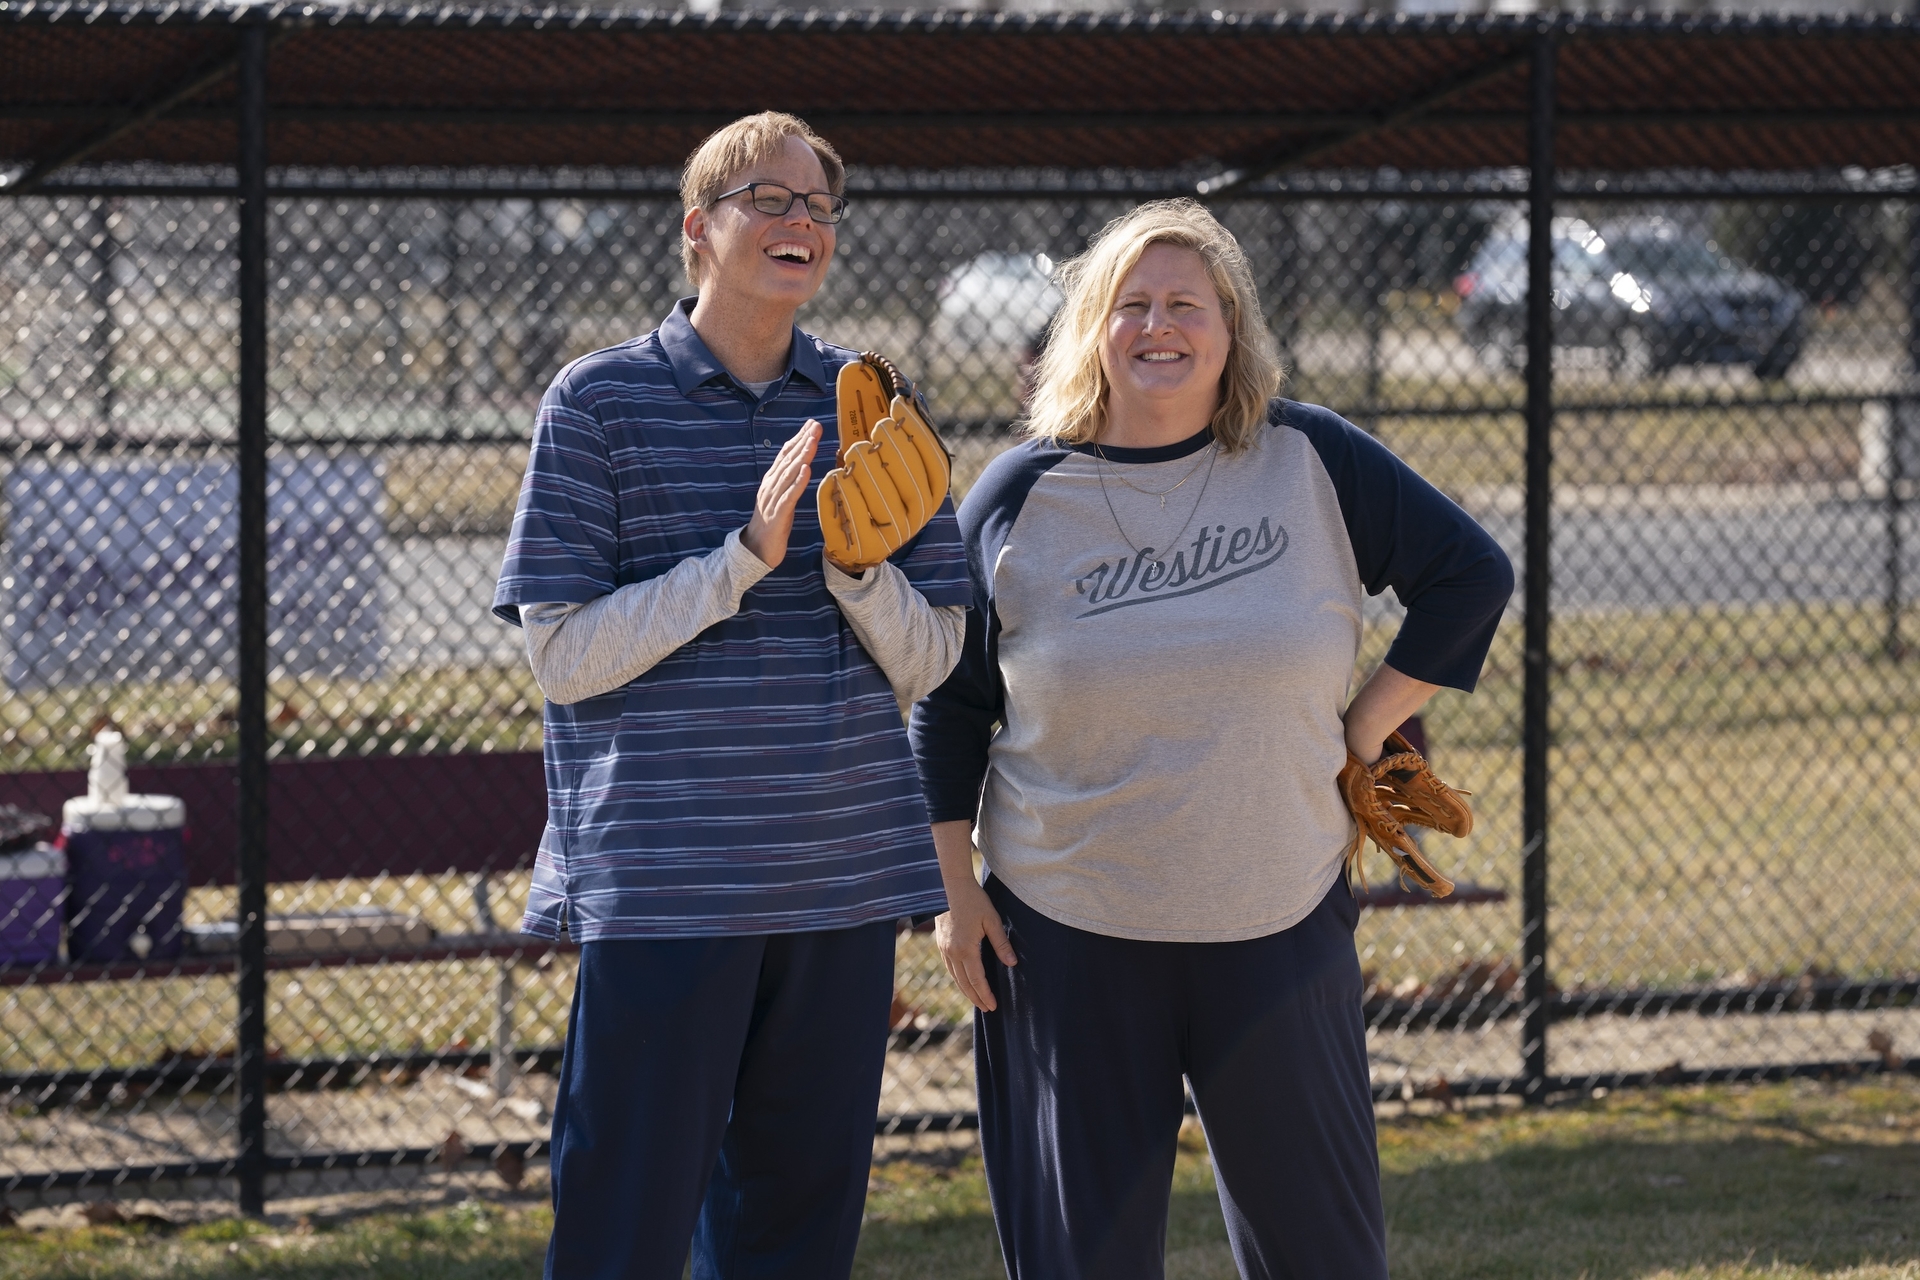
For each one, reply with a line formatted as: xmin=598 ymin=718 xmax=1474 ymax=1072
xmin=1609 ymin=237 xmax=1738 ymax=281
xmin=1472 ymin=236 xmax=1616 ymax=281
xmin=1554 ymin=239 xmax=1613 ymax=280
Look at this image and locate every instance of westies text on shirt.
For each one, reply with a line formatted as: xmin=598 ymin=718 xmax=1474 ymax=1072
xmin=1072 ymin=516 xmax=1290 ymax=619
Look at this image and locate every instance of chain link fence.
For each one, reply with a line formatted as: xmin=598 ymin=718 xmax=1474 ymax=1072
xmin=3 ymin=177 xmax=1916 ymax=1212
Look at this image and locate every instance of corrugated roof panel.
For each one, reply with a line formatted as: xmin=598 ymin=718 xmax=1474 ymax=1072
xmin=1 ymin=5 xmax=1915 ymax=179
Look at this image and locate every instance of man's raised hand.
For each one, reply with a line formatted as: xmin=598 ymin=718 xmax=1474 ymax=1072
xmin=743 ymin=420 xmax=823 ymax=569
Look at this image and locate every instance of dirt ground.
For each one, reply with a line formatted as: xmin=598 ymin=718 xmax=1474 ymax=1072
xmin=5 ymin=1006 xmax=1913 ymax=1226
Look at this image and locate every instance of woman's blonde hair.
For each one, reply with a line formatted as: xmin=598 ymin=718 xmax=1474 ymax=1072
xmin=1023 ymin=199 xmax=1284 ymax=455
xmin=680 ymin=112 xmax=845 ymax=288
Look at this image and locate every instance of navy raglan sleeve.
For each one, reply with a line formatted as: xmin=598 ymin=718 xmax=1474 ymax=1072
xmin=1286 ymin=401 xmax=1515 ymax=692
xmin=909 ymin=441 xmax=1064 ymax=824
xmin=911 ymin=604 xmax=1003 ymax=824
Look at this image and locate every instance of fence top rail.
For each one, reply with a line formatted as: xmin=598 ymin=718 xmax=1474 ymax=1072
xmin=2 ymin=4 xmax=1918 ymax=37
xmin=4 ymin=5 xmax=1918 ymax=184
xmin=10 ymin=169 xmax=1918 ymax=201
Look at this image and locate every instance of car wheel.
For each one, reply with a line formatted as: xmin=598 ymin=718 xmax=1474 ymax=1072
xmin=1753 ymin=332 xmax=1801 ymax=381
xmin=1609 ymin=328 xmax=1654 ymax=381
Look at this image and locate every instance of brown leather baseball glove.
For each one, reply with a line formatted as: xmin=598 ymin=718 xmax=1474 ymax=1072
xmin=1338 ymin=730 xmax=1473 ymax=898
xmin=818 ymin=353 xmax=951 ymax=574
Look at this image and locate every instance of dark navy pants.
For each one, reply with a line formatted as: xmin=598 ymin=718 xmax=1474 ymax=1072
xmin=975 ymin=875 xmax=1387 ymax=1280
xmin=544 ymin=922 xmax=896 ymax=1280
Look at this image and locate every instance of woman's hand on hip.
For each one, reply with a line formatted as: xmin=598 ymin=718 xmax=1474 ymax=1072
xmin=930 ymin=820 xmax=1016 ymax=1013
xmin=1344 ymin=661 xmax=1440 ymax=764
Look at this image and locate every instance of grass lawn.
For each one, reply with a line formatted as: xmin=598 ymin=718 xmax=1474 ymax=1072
xmin=4 ymin=1079 xmax=1914 ymax=1279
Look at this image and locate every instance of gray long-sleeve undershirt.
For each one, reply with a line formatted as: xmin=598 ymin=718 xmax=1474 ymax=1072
xmin=520 ymin=527 xmax=965 ymax=712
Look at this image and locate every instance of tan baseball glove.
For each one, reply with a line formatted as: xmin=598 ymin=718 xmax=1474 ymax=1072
xmin=1338 ymin=730 xmax=1474 ymax=898
xmin=818 ymin=353 xmax=951 ymax=574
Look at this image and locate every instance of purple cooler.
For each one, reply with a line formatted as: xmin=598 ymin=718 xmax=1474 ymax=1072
xmin=0 ymin=844 xmax=65 ymax=967
xmin=62 ymin=794 xmax=187 ymax=964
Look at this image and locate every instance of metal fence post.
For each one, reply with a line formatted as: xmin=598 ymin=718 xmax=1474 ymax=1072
xmin=1891 ymin=198 xmax=1917 ymax=662
xmin=89 ymin=198 xmax=117 ymax=431
xmin=1521 ymin=27 xmax=1557 ymax=1104
xmin=235 ymin=16 xmax=272 ymax=1218
xmin=491 ymin=963 xmax=519 ymax=1098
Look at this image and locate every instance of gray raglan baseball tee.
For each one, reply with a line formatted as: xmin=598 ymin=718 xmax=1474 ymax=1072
xmin=909 ymin=399 xmax=1513 ymax=944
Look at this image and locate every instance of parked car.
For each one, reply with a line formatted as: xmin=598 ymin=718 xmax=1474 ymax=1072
xmin=1453 ymin=217 xmax=1805 ymax=380
xmin=933 ymin=252 xmax=1064 ymax=351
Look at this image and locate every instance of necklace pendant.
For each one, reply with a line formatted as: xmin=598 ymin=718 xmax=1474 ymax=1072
xmin=1159 ymin=495 xmax=1167 ymax=509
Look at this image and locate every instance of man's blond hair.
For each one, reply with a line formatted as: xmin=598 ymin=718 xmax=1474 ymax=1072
xmin=1023 ymin=199 xmax=1285 ymax=456
xmin=679 ymin=112 xmax=846 ymax=288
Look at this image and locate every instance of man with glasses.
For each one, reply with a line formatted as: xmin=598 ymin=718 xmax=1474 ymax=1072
xmin=493 ymin=112 xmax=969 ymax=1278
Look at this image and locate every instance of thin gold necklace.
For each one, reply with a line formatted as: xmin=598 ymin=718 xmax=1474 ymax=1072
xmin=1091 ymin=438 xmax=1213 ymax=508
xmin=1091 ymin=439 xmax=1219 ymax=568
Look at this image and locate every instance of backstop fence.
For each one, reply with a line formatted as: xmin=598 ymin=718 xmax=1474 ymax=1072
xmin=3 ymin=141 xmax=1917 ymax=1213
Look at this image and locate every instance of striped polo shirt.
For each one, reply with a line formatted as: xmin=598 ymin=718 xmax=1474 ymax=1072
xmin=494 ymin=299 xmax=972 ymax=940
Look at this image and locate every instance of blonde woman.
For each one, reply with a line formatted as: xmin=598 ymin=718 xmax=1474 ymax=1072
xmin=910 ymin=200 xmax=1511 ymax=1279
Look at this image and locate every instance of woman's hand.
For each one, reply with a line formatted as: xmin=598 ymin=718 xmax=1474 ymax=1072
xmin=742 ymin=421 xmax=822 ymax=569
xmin=929 ymin=819 xmax=1016 ymax=1012
xmin=1343 ymin=662 xmax=1440 ymax=764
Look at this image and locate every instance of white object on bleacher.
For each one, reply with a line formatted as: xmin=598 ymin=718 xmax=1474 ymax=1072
xmin=0 ymin=842 xmax=65 ymax=880
xmin=88 ymin=729 xmax=128 ymax=805
xmin=60 ymin=729 xmax=186 ymax=833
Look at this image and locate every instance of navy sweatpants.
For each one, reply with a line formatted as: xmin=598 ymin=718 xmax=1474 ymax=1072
xmin=975 ymin=875 xmax=1386 ymax=1280
xmin=544 ymin=922 xmax=896 ymax=1280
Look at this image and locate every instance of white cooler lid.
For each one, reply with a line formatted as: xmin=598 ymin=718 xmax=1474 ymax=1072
xmin=62 ymin=794 xmax=186 ymax=833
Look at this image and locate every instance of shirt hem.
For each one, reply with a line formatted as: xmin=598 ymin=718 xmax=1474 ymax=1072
xmin=492 ymin=584 xmax=609 ymax=627
xmin=985 ymin=859 xmax=1343 ymax=944
xmin=517 ymin=913 xmax=563 ymax=941
xmin=553 ymin=892 xmax=951 ymax=942
xmin=913 ymin=581 xmax=976 ymax=609
xmin=925 ymin=800 xmax=982 ymax=826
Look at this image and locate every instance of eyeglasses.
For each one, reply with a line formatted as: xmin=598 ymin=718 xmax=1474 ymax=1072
xmin=711 ymin=182 xmax=848 ymax=225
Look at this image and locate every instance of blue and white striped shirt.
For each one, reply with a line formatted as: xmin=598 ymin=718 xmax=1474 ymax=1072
xmin=494 ymin=300 xmax=971 ymax=940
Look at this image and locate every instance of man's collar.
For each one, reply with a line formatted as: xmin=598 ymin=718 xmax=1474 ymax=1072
xmin=658 ymin=299 xmax=728 ymax=395
xmin=788 ymin=326 xmax=830 ymax=390
xmin=659 ymin=297 xmax=830 ymax=396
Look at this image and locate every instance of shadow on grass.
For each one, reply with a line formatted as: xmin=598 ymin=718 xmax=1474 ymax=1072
xmin=859 ymin=1127 xmax=1919 ymax=1280
xmin=853 ymin=1175 xmax=1237 ymax=1280
xmin=1384 ymin=1131 xmax=1919 ymax=1280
